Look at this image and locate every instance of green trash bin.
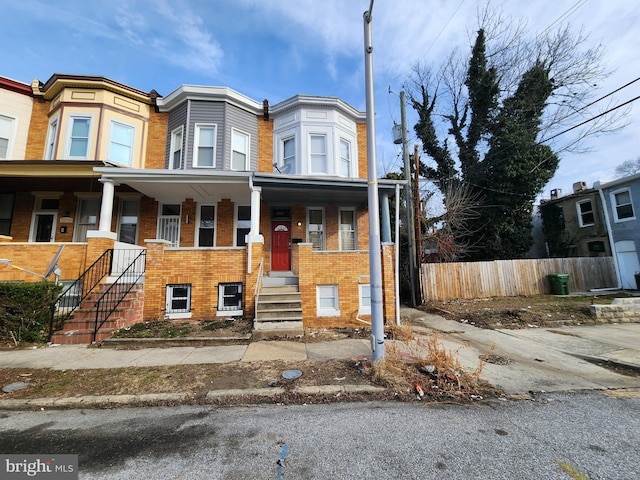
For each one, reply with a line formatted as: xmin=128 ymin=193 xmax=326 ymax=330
xmin=548 ymin=273 xmax=569 ymax=295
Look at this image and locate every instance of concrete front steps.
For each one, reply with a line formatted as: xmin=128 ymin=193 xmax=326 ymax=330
xmin=253 ymin=273 xmax=303 ymax=339
xmin=50 ymin=284 xmax=144 ymax=344
xmin=590 ymin=297 xmax=640 ymax=324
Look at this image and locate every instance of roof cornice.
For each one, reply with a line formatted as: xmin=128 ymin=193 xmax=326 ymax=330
xmin=0 ymin=76 xmax=33 ymax=96
xmin=270 ymin=95 xmax=365 ymax=121
xmin=33 ymin=74 xmax=159 ymax=104
xmin=157 ymin=85 xmax=264 ymax=114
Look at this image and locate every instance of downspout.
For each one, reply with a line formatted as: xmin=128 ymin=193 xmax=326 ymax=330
xmin=596 ymin=183 xmax=622 ymax=289
xmin=395 ymin=183 xmax=401 ymax=325
xmin=248 ymin=176 xmax=254 ymax=274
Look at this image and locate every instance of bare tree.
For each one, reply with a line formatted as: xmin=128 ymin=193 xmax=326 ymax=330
xmin=615 ymin=157 xmax=640 ymax=178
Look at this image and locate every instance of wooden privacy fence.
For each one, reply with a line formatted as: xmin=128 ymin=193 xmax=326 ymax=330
xmin=421 ymin=257 xmax=617 ymax=300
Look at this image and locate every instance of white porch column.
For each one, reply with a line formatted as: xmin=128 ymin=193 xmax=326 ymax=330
xmin=98 ymin=178 xmax=115 ymax=232
xmin=249 ymin=186 xmax=263 ymax=242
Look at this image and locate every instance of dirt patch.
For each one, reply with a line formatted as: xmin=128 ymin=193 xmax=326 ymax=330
xmin=111 ymin=317 xmax=253 ymax=339
xmin=420 ymin=294 xmax=623 ymax=329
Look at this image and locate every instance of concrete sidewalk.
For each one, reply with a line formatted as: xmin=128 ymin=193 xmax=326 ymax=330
xmin=0 ymin=339 xmax=373 ymax=370
xmin=1 ymin=308 xmax=640 ymax=406
xmin=401 ymin=307 xmax=640 ymax=395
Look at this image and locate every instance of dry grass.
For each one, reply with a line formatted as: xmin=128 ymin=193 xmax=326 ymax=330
xmin=373 ymin=329 xmax=495 ymax=401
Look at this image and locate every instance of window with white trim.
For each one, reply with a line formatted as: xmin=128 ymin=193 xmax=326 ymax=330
xmin=576 ymin=199 xmax=595 ymax=227
xmin=231 ymin=129 xmax=249 ymax=171
xmin=170 ymin=126 xmax=183 ymax=169
xmin=74 ymin=197 xmax=100 ymax=242
xmin=612 ymin=188 xmax=635 ymax=222
xmin=236 ymin=205 xmax=251 ymax=246
xmin=310 ymin=134 xmax=327 ymax=174
xmin=198 ymin=205 xmax=215 ymax=247
xmin=66 ymin=115 xmax=91 ymax=159
xmin=339 ymin=138 xmax=352 ymax=177
xmin=307 ymin=208 xmax=325 ymax=250
xmin=166 ymin=284 xmax=191 ymax=318
xmin=359 ymin=284 xmax=371 ymax=315
xmin=0 ymin=193 xmax=14 ymax=236
xmin=118 ymin=198 xmax=139 ymax=244
xmin=157 ymin=203 xmax=181 ymax=247
xmin=194 ymin=124 xmax=216 ymax=167
xmin=279 ymin=137 xmax=295 ymax=174
xmin=218 ymin=283 xmax=243 ymax=316
xmin=109 ymin=121 xmax=134 ymax=165
xmin=317 ymin=285 xmax=339 ymax=316
xmin=45 ymin=117 xmax=58 ymax=160
xmin=339 ymin=208 xmax=356 ymax=250
xmin=0 ymin=114 xmax=15 ymax=159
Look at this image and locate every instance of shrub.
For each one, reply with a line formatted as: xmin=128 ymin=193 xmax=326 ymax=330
xmin=0 ymin=282 xmax=62 ymax=344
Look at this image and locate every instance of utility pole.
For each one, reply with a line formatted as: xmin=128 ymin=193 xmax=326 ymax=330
xmin=400 ymin=90 xmax=417 ymax=307
xmin=363 ymin=0 xmax=385 ymax=361
xmin=414 ymin=144 xmax=423 ymax=304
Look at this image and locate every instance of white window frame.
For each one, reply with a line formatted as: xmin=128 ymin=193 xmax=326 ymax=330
xmin=108 ymin=120 xmax=135 ymax=166
xmin=196 ymin=204 xmax=216 ymax=247
xmin=170 ymin=126 xmax=183 ymax=170
xmin=307 ymin=207 xmax=325 ymax=251
xmin=157 ymin=203 xmax=181 ymax=247
xmin=29 ymin=211 xmax=58 ymax=242
xmin=309 ymin=133 xmax=328 ymax=174
xmin=339 ymin=138 xmax=352 ymax=177
xmin=339 ymin=208 xmax=357 ymax=251
xmin=44 ymin=116 xmax=59 ymax=160
xmin=317 ymin=285 xmax=340 ymax=317
xmin=279 ymin=136 xmax=296 ymax=174
xmin=231 ymin=128 xmax=250 ymax=171
xmin=235 ymin=205 xmax=251 ymax=247
xmin=217 ymin=283 xmax=243 ymax=316
xmin=576 ymin=199 xmax=595 ymax=228
xmin=165 ymin=284 xmax=192 ymax=319
xmin=65 ymin=114 xmax=93 ymax=159
xmin=194 ymin=123 xmax=217 ymax=168
xmin=359 ymin=284 xmax=371 ymax=315
xmin=611 ymin=188 xmax=635 ymax=223
xmin=0 ymin=114 xmax=16 ymax=160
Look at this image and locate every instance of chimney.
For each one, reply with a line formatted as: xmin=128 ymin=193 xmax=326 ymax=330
xmin=550 ymin=188 xmax=562 ymax=200
xmin=263 ymin=99 xmax=269 ymax=121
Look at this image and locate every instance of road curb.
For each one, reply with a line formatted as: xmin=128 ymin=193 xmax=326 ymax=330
xmin=0 ymin=385 xmax=387 ymax=410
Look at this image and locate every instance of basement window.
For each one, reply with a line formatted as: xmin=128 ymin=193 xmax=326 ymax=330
xmin=317 ymin=284 xmax=340 ymax=317
xmin=217 ymin=283 xmax=243 ymax=316
xmin=165 ymin=284 xmax=192 ymax=319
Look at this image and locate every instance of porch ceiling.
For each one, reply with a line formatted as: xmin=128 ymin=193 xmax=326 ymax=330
xmin=95 ymin=168 xmax=253 ymax=203
xmin=254 ymin=174 xmax=402 ymax=206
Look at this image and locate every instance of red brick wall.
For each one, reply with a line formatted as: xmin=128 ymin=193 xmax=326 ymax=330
xmin=25 ymin=98 xmax=49 ymax=159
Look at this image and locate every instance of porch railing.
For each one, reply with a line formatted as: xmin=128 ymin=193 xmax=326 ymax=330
xmin=48 ymin=249 xmax=113 ymax=340
xmin=93 ymin=249 xmax=146 ymax=342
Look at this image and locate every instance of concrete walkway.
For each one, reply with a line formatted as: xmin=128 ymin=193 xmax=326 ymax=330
xmin=401 ymin=307 xmax=640 ymax=395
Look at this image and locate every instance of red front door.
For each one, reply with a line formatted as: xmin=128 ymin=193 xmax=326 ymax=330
xmin=271 ymin=221 xmax=291 ymax=271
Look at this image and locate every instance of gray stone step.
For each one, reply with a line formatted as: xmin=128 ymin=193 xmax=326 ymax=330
xmin=256 ymin=309 xmax=303 ymax=320
xmin=253 ymin=320 xmax=304 ymax=331
xmin=262 ymin=274 xmax=299 ymax=287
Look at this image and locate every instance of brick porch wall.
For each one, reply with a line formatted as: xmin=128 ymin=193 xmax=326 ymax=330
xmin=294 ymin=242 xmax=396 ymax=329
xmin=143 ymin=240 xmax=257 ymax=321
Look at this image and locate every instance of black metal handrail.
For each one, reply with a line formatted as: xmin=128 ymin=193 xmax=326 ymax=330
xmin=48 ymin=249 xmax=114 ymax=340
xmin=93 ymin=250 xmax=146 ymax=342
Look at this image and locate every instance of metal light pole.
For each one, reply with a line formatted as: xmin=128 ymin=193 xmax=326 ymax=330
xmin=364 ymin=1 xmax=385 ymax=361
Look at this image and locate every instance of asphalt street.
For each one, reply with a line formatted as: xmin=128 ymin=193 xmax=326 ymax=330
xmin=1 ymin=393 xmax=638 ymax=479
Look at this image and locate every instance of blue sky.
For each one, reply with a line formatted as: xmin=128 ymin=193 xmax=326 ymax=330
xmin=3 ymin=0 xmax=639 ymax=199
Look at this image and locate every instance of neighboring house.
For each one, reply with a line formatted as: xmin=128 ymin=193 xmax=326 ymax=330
xmin=540 ymin=182 xmax=611 ymax=258
xmin=595 ymin=173 xmax=640 ymax=289
xmin=0 ymin=74 xmax=402 ymax=342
